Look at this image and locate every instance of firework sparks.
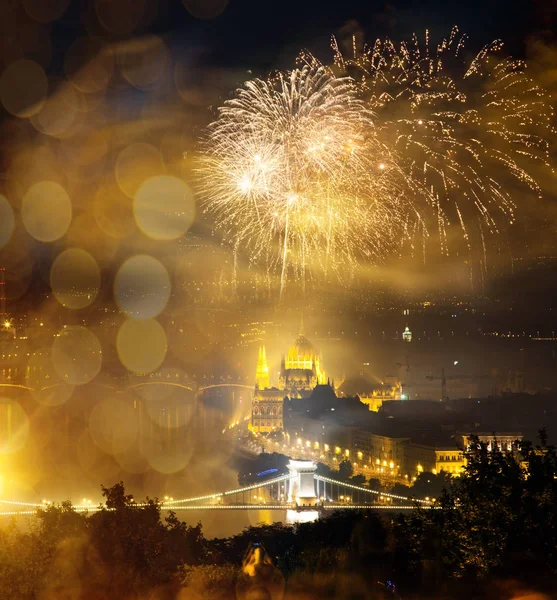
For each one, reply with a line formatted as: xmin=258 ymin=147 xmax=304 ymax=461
xmin=326 ymin=26 xmax=554 ymax=253
xmin=198 ymin=28 xmax=553 ymax=295
xmin=197 ymin=64 xmax=415 ymax=296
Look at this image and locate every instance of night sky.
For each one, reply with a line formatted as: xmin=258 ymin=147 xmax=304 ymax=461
xmin=1 ymin=0 xmax=557 ymax=311
xmin=44 ymin=0 xmax=555 ymax=74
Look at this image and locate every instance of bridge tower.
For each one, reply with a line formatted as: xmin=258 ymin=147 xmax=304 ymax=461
xmin=287 ymin=460 xmax=317 ymax=506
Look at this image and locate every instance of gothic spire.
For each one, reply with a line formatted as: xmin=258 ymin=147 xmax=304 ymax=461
xmin=299 ymin=313 xmax=305 ymax=338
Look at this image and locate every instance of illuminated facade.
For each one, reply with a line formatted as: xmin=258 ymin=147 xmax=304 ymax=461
xmin=402 ymin=326 xmax=412 ymax=342
xmin=251 ymin=388 xmax=284 ymax=433
xmin=252 ymin=344 xmax=284 ymax=433
xmin=250 ymin=319 xmax=327 ymax=433
xmin=255 ymin=345 xmax=270 ymax=390
xmin=460 ymin=433 xmax=521 ymax=452
xmin=278 ymin=318 xmax=326 ymax=394
xmin=352 ymin=430 xmax=406 ymax=481
xmin=410 ymin=433 xmax=523 ymax=479
xmin=435 ymin=449 xmax=465 ymax=475
xmin=359 ymin=379 xmax=403 ymax=412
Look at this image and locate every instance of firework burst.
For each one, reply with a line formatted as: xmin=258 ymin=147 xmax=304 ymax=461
xmin=324 ymin=26 xmax=554 ymax=258
xmin=197 ymin=64 xmax=416 ymax=296
xmin=198 ymin=28 xmax=553 ymax=295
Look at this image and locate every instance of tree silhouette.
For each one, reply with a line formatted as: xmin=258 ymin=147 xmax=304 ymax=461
xmin=337 ymin=459 xmax=353 ymax=481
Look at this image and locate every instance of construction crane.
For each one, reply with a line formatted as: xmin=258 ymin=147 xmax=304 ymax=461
xmin=426 ymin=367 xmax=489 ymax=402
xmin=425 ymin=368 xmax=448 ymax=402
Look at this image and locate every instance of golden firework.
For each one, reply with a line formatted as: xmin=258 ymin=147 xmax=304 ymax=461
xmin=199 ymin=29 xmax=552 ymax=294
xmin=325 ymin=26 xmax=554 ymax=256
xmin=198 ymin=64 xmax=415 ymax=296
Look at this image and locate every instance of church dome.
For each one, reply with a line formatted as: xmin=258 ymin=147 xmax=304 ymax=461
xmin=280 ymin=315 xmax=326 ymax=388
xmin=287 ymin=335 xmax=316 ymax=362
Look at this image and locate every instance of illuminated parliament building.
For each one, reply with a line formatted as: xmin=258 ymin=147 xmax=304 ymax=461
xmin=251 ymin=319 xmax=327 ymax=433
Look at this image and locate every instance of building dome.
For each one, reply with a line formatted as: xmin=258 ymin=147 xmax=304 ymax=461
xmin=287 ymin=335 xmax=316 ymax=363
xmin=280 ymin=316 xmax=326 ymax=390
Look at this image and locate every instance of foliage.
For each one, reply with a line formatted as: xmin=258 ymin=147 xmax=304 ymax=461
xmin=350 ymin=473 xmax=366 ymax=486
xmin=2 ymin=442 xmax=557 ymax=599
xmin=393 ymin=432 xmax=557 ymax=591
xmin=0 ymin=482 xmax=205 ymax=599
xmin=206 ymin=523 xmax=300 ymax=576
xmin=366 ymin=477 xmax=382 ymax=491
xmin=181 ymin=564 xmax=237 ymax=599
xmin=391 ymin=471 xmax=453 ymax=500
xmin=337 ymin=459 xmax=354 ymax=481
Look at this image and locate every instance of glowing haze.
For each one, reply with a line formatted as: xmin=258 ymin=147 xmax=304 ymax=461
xmin=197 ymin=64 xmax=417 ymax=296
xmin=199 ymin=28 xmax=553 ymax=293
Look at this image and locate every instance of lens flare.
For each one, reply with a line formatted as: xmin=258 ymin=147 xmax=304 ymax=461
xmin=117 ymin=318 xmax=167 ymax=374
xmin=114 ymin=255 xmax=171 ymax=319
xmin=134 ymin=175 xmax=195 ymax=240
xmin=50 ymin=248 xmax=100 ymax=309
xmin=0 ymin=195 xmax=14 ymax=249
xmin=22 ymin=181 xmax=72 ymax=242
xmin=51 ymin=326 xmax=102 ymax=385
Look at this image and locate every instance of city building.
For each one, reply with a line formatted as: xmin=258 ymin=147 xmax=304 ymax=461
xmin=251 ymin=387 xmax=284 ymax=433
xmin=460 ymin=432 xmax=522 ymax=453
xmin=405 ymin=432 xmax=523 ymax=478
xmin=340 ymin=374 xmax=403 ymax=412
xmin=352 ymin=429 xmax=407 ymax=480
xmin=251 ymin=318 xmax=327 ymax=432
xmin=252 ymin=344 xmax=284 ymax=433
xmin=358 ymin=378 xmax=403 ymax=412
xmin=255 ymin=345 xmax=270 ymax=390
xmin=278 ymin=318 xmax=326 ymax=394
xmin=434 ymin=448 xmax=465 ymax=475
xmin=403 ymin=442 xmax=438 ymax=476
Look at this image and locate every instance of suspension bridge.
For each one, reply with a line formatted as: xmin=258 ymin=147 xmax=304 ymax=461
xmin=0 ymin=460 xmax=431 ymax=518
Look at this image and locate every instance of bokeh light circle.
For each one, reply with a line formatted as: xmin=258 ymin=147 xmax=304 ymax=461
xmin=0 ymin=399 xmax=30 ymax=454
xmin=22 ymin=181 xmax=72 ymax=242
xmin=117 ymin=318 xmax=167 ymax=374
xmin=114 ymin=255 xmax=171 ymax=319
xmin=95 ymin=0 xmax=146 ymax=35
xmin=26 ymin=348 xmax=75 ymax=407
xmin=22 ymin=0 xmax=71 ymax=23
xmin=93 ymin=178 xmax=135 ymax=239
xmin=114 ymin=445 xmax=149 ymax=475
xmin=134 ymin=175 xmax=195 ymax=240
xmin=0 ymin=195 xmax=14 ymax=249
xmin=119 ymin=35 xmax=168 ymax=90
xmin=50 ymin=248 xmax=101 ymax=309
xmin=145 ymin=435 xmax=194 ymax=474
xmin=31 ymin=81 xmax=80 ymax=138
xmin=89 ymin=397 xmax=139 ymax=455
xmin=115 ymin=142 xmax=165 ymax=199
xmin=51 ymin=326 xmax=102 ymax=385
xmin=181 ymin=0 xmax=228 ymax=19
xmin=63 ymin=127 xmax=108 ymax=166
xmin=64 ymin=37 xmax=114 ymax=94
xmin=0 ymin=59 xmax=47 ymax=118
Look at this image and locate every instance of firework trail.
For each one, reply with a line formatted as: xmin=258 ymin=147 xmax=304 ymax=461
xmin=198 ymin=28 xmax=553 ymax=295
xmin=197 ymin=64 xmax=416 ymax=297
xmin=325 ymin=26 xmax=554 ymax=250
